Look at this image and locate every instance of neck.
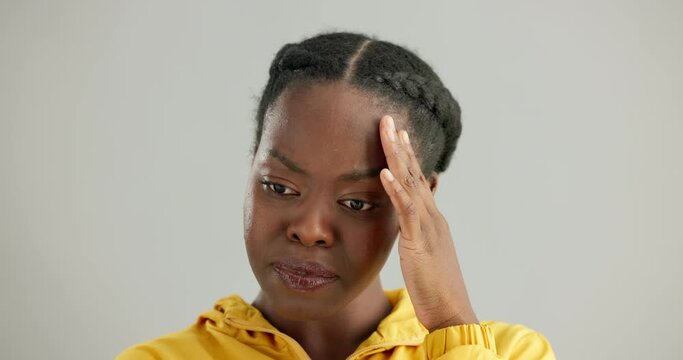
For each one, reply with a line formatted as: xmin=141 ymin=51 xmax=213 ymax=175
xmin=253 ymin=279 xmax=392 ymax=360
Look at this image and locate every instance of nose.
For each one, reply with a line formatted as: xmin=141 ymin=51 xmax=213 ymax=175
xmin=286 ymin=197 xmax=335 ymax=248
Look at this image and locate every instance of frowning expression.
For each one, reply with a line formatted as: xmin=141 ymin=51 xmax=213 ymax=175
xmin=243 ymin=81 xmax=404 ymax=319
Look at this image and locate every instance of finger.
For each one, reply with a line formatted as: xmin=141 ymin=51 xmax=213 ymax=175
xmin=379 ymin=116 xmax=422 ymax=196
xmin=398 ymin=129 xmax=439 ymax=213
xmin=380 ymin=168 xmax=421 ymax=240
xmin=380 ymin=116 xmax=430 ymax=194
xmin=398 ymin=130 xmax=433 ymax=195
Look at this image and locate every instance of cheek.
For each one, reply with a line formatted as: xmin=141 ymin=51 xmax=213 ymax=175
xmin=345 ymin=211 xmax=398 ymax=267
xmin=243 ymin=188 xmax=255 ymax=241
xmin=243 ymin=184 xmax=279 ymax=258
xmin=243 ymin=186 xmax=258 ymax=259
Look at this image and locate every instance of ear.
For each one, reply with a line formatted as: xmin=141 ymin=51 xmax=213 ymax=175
xmin=428 ymin=172 xmax=439 ymax=195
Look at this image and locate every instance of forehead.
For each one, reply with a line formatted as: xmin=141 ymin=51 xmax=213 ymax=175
xmin=259 ymin=82 xmax=404 ymax=172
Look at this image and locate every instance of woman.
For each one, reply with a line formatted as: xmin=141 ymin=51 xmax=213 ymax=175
xmin=118 ymin=32 xmax=555 ymax=359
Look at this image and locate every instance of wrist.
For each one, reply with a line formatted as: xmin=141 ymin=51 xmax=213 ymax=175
xmin=424 ymin=306 xmax=478 ymax=332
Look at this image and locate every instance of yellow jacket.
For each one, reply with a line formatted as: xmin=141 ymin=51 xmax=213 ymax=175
xmin=117 ymin=288 xmax=555 ymax=359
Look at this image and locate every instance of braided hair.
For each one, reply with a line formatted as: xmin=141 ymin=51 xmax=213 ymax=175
xmin=253 ymin=32 xmax=462 ymax=175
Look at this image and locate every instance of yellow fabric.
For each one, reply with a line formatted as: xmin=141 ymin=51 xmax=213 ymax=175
xmin=117 ymin=288 xmax=555 ymax=359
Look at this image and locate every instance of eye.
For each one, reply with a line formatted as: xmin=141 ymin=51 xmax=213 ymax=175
xmin=260 ymin=180 xmax=298 ymax=196
xmin=340 ymin=199 xmax=375 ymax=211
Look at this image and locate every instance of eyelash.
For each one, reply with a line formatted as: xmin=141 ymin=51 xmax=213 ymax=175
xmin=259 ymin=180 xmax=377 ymax=212
xmin=338 ymin=199 xmax=376 ymax=211
xmin=260 ymin=180 xmax=298 ymax=196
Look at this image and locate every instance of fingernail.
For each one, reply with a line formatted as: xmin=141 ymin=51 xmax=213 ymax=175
xmin=386 ymin=128 xmax=396 ymax=142
xmin=401 ymin=131 xmax=410 ymax=145
xmin=386 ymin=116 xmax=396 ymax=142
xmin=387 ymin=116 xmax=396 ymax=132
xmin=383 ymin=169 xmax=395 ymax=182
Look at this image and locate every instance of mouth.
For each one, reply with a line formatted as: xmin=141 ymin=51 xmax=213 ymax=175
xmin=272 ymin=258 xmax=338 ymax=292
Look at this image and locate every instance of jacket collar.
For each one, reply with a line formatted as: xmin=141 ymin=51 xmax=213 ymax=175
xmin=204 ymin=288 xmax=427 ymax=353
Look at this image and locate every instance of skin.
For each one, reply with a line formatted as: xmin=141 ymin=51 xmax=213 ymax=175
xmin=244 ymin=81 xmax=476 ymax=360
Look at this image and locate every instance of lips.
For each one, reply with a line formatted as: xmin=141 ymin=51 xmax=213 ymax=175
xmin=272 ymin=258 xmax=338 ymax=292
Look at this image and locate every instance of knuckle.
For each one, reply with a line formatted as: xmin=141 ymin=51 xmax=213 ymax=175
xmin=393 ymin=185 xmax=404 ymax=196
xmin=404 ymin=201 xmax=418 ymax=216
xmin=403 ymin=174 xmax=417 ymax=188
xmin=400 ymin=237 xmax=432 ymax=257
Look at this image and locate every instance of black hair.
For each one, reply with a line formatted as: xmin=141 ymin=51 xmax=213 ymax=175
xmin=253 ymin=31 xmax=462 ymax=175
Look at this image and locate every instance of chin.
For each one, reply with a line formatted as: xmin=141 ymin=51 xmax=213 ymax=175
xmin=256 ymin=273 xmax=352 ymax=321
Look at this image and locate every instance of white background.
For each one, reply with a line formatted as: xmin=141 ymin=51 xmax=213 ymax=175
xmin=1 ymin=1 xmax=681 ymax=359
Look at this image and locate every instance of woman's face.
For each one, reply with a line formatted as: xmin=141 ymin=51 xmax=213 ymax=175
xmin=244 ymin=81 xmax=403 ymax=320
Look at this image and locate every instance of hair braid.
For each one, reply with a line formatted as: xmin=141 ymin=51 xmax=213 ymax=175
xmin=254 ymin=32 xmax=463 ymax=175
xmin=370 ymin=71 xmax=462 ymax=172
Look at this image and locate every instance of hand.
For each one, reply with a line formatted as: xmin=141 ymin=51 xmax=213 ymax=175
xmin=378 ymin=115 xmax=478 ymax=332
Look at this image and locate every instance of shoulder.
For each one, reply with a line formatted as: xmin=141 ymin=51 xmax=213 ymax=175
xmin=116 ymin=346 xmax=157 ymax=360
xmin=115 ymin=325 xmax=209 ymax=360
xmin=116 ymin=295 xmax=248 ymax=360
xmin=483 ymin=320 xmax=555 ymax=359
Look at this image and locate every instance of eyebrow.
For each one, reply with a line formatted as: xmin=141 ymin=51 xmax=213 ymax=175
xmin=268 ymin=149 xmax=307 ymax=174
xmin=267 ymin=148 xmax=382 ymax=181
xmin=338 ymin=167 xmax=383 ymax=181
